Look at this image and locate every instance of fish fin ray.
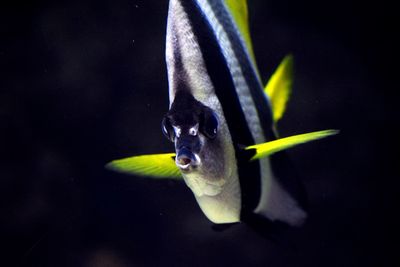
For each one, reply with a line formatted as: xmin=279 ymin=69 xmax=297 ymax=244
xmin=106 ymin=153 xmax=182 ymax=179
xmin=264 ymin=54 xmax=294 ymax=123
xmin=246 ymin=129 xmax=339 ymax=161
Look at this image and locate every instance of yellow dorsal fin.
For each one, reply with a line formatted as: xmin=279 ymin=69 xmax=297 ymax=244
xmin=264 ymin=54 xmax=294 ymax=123
xmin=246 ymin=130 xmax=339 ymax=161
xmin=224 ymin=0 xmax=256 ymax=64
xmin=106 ymin=153 xmax=182 ymax=179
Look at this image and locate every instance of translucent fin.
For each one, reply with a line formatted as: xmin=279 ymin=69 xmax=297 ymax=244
xmin=264 ymin=54 xmax=293 ymax=123
xmin=106 ymin=153 xmax=182 ymax=179
xmin=255 ymin=172 xmax=308 ymax=227
xmin=246 ymin=130 xmax=339 ymax=161
xmin=224 ymin=0 xmax=256 ymax=64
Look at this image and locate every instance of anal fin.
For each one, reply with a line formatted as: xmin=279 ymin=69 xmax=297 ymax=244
xmin=255 ymin=161 xmax=307 ymax=227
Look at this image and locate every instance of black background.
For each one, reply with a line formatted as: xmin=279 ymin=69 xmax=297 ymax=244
xmin=1 ymin=0 xmax=396 ymax=266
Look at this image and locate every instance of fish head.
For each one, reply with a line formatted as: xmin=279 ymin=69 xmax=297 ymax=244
xmin=162 ymin=91 xmax=241 ymax=222
xmin=161 ymin=91 xmax=220 ymax=174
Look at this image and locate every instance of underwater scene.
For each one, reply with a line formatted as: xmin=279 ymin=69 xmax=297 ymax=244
xmin=1 ymin=0 xmax=395 ymax=266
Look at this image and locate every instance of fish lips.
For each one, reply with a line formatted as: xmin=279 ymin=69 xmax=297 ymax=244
xmin=175 ymin=147 xmax=201 ymax=171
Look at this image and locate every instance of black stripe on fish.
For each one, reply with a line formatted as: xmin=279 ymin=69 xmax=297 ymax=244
xmin=204 ymin=0 xmax=308 ymax=211
xmin=179 ymin=0 xmax=261 ymax=213
xmin=203 ymin=0 xmax=275 ymax=141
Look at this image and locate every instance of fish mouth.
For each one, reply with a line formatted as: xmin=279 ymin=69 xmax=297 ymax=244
xmin=176 ymin=148 xmax=201 ymax=170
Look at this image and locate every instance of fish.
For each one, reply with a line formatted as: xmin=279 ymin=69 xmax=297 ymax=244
xmin=106 ymin=0 xmax=338 ymax=227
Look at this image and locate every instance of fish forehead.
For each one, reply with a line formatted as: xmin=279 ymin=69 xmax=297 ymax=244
xmin=167 ymin=90 xmax=203 ymax=126
xmin=166 ymin=0 xmax=217 ymax=107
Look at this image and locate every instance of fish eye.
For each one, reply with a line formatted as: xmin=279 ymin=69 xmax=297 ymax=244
xmin=161 ymin=117 xmax=175 ymax=142
xmin=201 ymin=111 xmax=218 ymax=139
xmin=173 ymin=126 xmax=182 ymax=138
xmin=189 ymin=124 xmax=199 ymax=136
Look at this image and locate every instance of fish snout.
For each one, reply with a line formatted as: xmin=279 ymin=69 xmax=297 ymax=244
xmin=176 ymin=147 xmax=200 ymax=170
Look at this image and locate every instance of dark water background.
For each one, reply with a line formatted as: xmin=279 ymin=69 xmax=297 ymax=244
xmin=1 ymin=0 xmax=396 ymax=266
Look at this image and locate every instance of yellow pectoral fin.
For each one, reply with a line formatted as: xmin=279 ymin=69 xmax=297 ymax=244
xmin=106 ymin=153 xmax=182 ymax=179
xmin=264 ymin=54 xmax=294 ymax=123
xmin=246 ymin=129 xmax=339 ymax=161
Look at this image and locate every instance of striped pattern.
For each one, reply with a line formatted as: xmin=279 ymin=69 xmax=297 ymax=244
xmin=167 ymin=0 xmax=264 ymax=213
xmin=166 ymin=0 xmax=244 ymax=222
xmin=198 ymin=0 xmax=274 ymax=140
xmin=166 ymin=0 xmax=306 ymax=225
